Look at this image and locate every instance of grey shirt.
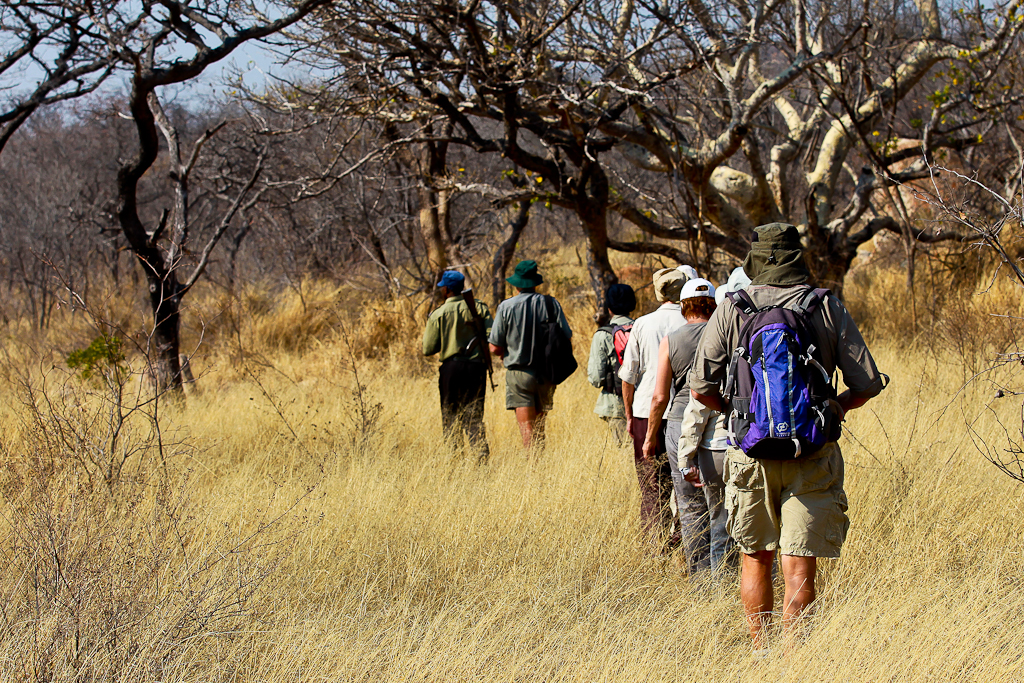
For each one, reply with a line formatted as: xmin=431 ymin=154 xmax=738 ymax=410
xmin=489 ymin=292 xmax=573 ymax=372
xmin=689 ymin=284 xmax=884 ymax=400
xmin=664 ymin=322 xmax=707 ymax=422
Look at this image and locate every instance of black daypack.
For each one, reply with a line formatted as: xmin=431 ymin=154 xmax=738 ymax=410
xmin=538 ymin=295 xmax=577 ymax=385
xmin=723 ymin=287 xmax=839 ymax=460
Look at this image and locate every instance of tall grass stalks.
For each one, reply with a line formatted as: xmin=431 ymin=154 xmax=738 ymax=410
xmin=1 ymin=267 xmax=1023 ymax=681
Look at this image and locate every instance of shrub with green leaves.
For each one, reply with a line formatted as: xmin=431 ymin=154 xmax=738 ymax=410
xmin=67 ymin=334 xmax=125 ymax=380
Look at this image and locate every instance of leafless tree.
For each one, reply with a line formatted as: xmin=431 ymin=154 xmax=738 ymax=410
xmin=915 ymin=153 xmax=1024 ymax=482
xmin=0 ymin=1 xmax=129 ymax=152
xmin=294 ymin=0 xmax=1024 ymax=310
xmin=3 ymin=0 xmax=337 ymax=394
xmin=91 ymin=0 xmax=329 ymax=395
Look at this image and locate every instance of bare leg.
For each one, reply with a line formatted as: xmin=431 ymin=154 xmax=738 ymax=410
xmin=515 ymin=407 xmax=546 ymax=449
xmin=780 ymin=555 xmax=816 ymax=633
xmin=741 ymin=550 xmax=776 ymax=648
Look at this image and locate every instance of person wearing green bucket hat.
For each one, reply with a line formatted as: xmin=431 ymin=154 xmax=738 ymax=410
xmin=505 ymin=259 xmax=544 ymax=289
xmin=688 ymin=222 xmax=887 ymax=653
xmin=488 ymin=260 xmax=573 ymax=450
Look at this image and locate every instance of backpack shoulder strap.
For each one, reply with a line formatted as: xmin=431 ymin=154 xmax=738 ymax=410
xmin=543 ymin=294 xmax=556 ymax=322
xmin=727 ymin=289 xmax=758 ymax=318
xmin=794 ymin=287 xmax=832 ymax=316
xmin=597 ymin=325 xmax=615 ymax=336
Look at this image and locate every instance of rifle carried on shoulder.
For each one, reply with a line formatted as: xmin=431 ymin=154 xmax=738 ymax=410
xmin=462 ymin=287 xmax=496 ymax=391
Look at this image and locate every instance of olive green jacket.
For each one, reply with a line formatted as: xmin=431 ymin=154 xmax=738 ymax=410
xmin=422 ymin=295 xmax=493 ymax=363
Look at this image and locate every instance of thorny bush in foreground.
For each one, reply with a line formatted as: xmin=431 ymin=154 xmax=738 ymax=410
xmin=0 ymin=344 xmax=318 ymax=680
xmin=918 ymin=163 xmax=1024 ymax=483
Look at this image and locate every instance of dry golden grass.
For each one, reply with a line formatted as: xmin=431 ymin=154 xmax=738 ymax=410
xmin=2 ymin=261 xmax=1024 ymax=682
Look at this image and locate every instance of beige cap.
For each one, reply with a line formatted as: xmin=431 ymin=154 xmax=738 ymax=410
xmin=653 ymin=267 xmax=685 ymax=302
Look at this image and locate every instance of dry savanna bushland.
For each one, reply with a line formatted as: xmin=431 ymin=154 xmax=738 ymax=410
xmin=1 ymin=248 xmax=1024 ymax=682
xmin=3 ymin=0 xmax=1024 ymax=679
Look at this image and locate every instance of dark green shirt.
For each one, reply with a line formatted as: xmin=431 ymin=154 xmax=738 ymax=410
xmin=422 ymin=295 xmax=493 ymax=363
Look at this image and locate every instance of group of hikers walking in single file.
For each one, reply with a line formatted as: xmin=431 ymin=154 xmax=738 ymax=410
xmin=422 ymin=223 xmax=886 ymax=655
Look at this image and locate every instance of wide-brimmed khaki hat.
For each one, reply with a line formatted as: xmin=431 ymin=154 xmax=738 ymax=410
xmin=652 ymin=268 xmax=685 ymax=302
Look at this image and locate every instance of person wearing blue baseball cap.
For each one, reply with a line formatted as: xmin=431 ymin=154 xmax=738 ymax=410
xmin=423 ymin=270 xmax=494 ymax=462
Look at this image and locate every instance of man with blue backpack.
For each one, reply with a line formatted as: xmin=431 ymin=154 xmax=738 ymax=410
xmin=689 ymin=224 xmax=886 ymax=652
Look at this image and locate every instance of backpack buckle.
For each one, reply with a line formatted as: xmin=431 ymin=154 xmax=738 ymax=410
xmin=802 ymin=353 xmax=831 ymax=384
xmin=723 ymin=346 xmax=747 ymax=399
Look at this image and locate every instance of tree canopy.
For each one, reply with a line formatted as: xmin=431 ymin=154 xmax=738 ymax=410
xmin=0 ymin=0 xmax=1022 ymax=349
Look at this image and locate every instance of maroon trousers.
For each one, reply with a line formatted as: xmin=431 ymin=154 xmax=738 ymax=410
xmin=628 ymin=417 xmax=674 ymax=543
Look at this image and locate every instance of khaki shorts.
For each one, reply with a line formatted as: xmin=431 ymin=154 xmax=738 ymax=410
xmin=724 ymin=442 xmax=849 ymax=558
xmin=505 ymin=368 xmax=555 ymax=411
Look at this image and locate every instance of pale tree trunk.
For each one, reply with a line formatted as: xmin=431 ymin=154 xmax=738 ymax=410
xmin=394 ymin=120 xmax=459 ymax=304
xmin=417 ymin=183 xmax=449 ymax=282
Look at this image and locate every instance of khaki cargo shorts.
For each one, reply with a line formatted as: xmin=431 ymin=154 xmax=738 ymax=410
xmin=505 ymin=368 xmax=555 ymax=411
xmin=724 ymin=442 xmax=849 ymax=558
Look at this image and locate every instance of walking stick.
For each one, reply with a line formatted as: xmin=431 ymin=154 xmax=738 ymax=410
xmin=462 ymin=287 xmax=496 ymax=391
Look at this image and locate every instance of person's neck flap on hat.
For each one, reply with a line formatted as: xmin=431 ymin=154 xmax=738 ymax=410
xmin=741 ymin=222 xmax=810 ymax=287
xmin=652 ymin=267 xmax=685 ymax=302
xmin=677 ymin=264 xmax=699 ymax=281
xmin=715 ymin=266 xmax=752 ymax=305
xmin=506 ymin=259 xmax=544 ymax=290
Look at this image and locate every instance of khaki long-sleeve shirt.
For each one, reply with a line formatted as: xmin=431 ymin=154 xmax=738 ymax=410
xmin=689 ymin=284 xmax=884 ymax=400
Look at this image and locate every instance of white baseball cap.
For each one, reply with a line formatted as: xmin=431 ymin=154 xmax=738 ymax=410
xmin=677 ymin=264 xmax=699 ymax=280
xmin=680 ymin=278 xmax=716 ymax=300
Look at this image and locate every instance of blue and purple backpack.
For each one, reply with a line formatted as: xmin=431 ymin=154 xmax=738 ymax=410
xmin=723 ymin=287 xmax=839 ymax=460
